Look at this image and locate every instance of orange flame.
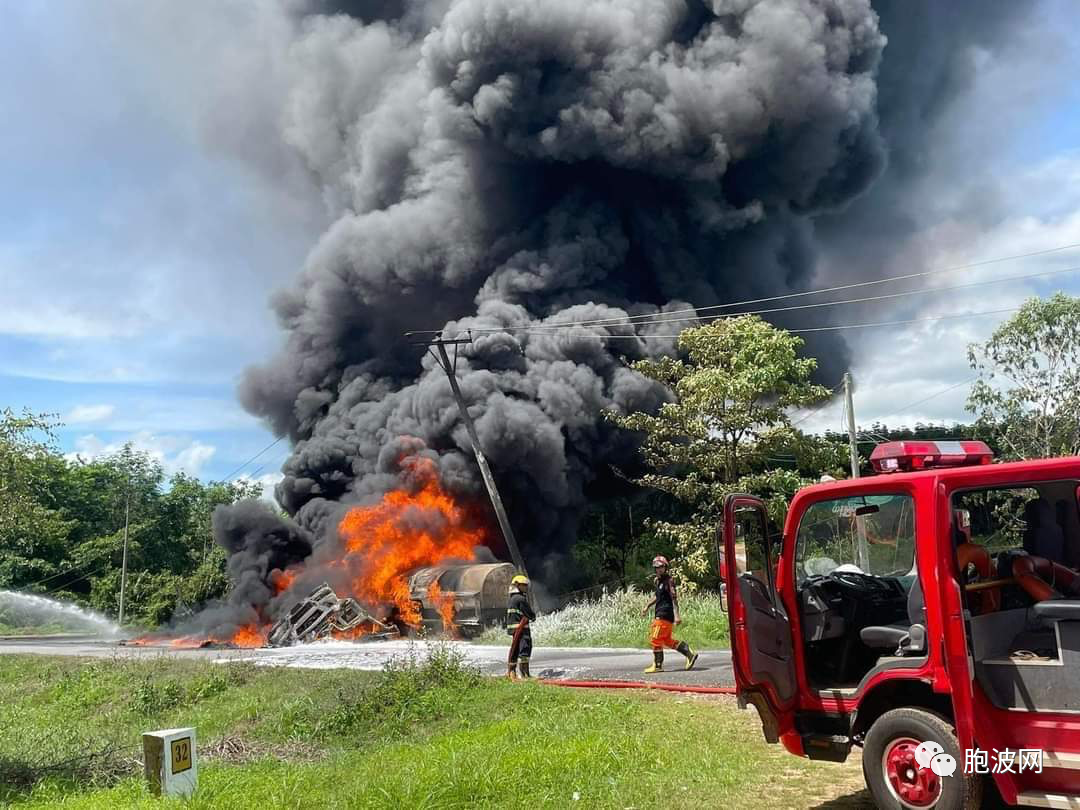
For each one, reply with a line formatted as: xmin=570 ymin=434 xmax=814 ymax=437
xmin=427 ymin=581 xmax=458 ymax=637
xmin=133 ymin=453 xmax=486 ymax=649
xmin=270 ymin=567 xmax=297 ymax=595
xmin=337 ymin=455 xmax=482 ymax=630
xmin=230 ymin=623 xmax=269 ymax=648
xmin=330 ymin=624 xmax=371 ymax=642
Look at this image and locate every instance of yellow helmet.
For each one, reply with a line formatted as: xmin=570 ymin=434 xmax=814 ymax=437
xmin=511 ymin=574 xmax=530 ymax=586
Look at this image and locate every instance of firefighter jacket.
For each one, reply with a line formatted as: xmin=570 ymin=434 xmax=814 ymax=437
xmin=505 ymin=590 xmax=535 ymax=629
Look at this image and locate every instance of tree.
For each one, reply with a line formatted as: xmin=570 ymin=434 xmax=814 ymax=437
xmin=823 ymin=422 xmax=1003 ymax=474
xmin=0 ymin=412 xmax=262 ymax=628
xmin=0 ymin=409 xmax=73 ymax=586
xmin=610 ymin=316 xmax=847 ymax=584
xmin=967 ymin=293 xmax=1080 ymax=460
xmin=571 ymin=491 xmax=682 ymax=589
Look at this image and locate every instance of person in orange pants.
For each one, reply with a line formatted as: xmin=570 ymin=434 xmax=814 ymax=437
xmin=641 ymin=556 xmax=698 ymax=673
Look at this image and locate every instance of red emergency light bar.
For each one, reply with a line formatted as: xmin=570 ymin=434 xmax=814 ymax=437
xmin=870 ymin=440 xmax=994 ymax=473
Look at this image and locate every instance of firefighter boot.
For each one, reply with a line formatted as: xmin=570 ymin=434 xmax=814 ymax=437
xmin=518 ymin=658 xmax=531 ymax=679
xmin=677 ymin=641 xmax=699 ymax=671
xmin=644 ymin=650 xmax=663 ymax=674
xmin=507 ymin=663 xmax=518 ymax=680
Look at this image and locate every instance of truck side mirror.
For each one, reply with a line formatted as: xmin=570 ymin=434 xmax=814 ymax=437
xmin=719 ymin=582 xmax=728 ymax=613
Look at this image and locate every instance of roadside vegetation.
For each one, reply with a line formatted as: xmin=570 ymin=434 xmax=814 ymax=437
xmin=477 ymin=587 xmax=729 ymax=649
xmin=3 ymin=297 xmax=1067 ymax=639
xmin=0 ymin=408 xmax=261 ymax=630
xmin=0 ymin=620 xmax=69 ymax=636
xmin=0 ymin=649 xmax=868 ymax=809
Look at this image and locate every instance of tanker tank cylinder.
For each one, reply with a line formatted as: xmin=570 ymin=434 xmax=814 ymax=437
xmin=407 ymin=562 xmax=516 ymax=637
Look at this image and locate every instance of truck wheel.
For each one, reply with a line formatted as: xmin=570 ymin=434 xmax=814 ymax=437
xmin=862 ymin=708 xmax=982 ymax=810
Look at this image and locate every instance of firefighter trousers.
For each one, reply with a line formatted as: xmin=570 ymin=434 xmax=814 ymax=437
xmin=508 ymin=624 xmax=532 ymax=663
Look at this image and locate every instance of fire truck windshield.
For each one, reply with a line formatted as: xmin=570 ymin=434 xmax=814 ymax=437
xmin=795 ymin=494 xmax=916 ymax=582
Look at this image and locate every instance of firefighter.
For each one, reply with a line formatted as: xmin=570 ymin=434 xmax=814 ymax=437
xmin=505 ymin=574 xmax=535 ymax=679
xmin=641 ymin=556 xmax=698 ymax=673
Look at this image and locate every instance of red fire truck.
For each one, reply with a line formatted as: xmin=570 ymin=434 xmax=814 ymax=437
xmin=720 ymin=441 xmax=1080 ymax=808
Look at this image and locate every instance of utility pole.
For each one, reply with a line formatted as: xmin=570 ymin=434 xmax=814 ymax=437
xmin=844 ymin=372 xmax=869 ymax=571
xmin=843 ymin=372 xmax=860 ymax=480
xmin=118 ymin=478 xmax=131 ymax=626
xmin=427 ymin=337 xmax=530 ymax=581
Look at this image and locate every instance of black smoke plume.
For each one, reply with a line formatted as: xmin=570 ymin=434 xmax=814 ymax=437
xmin=191 ymin=0 xmax=1035 ymax=635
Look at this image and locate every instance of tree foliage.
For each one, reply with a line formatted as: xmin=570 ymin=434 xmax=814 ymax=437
xmin=0 ymin=409 xmax=261 ymax=627
xmin=571 ymin=492 xmax=685 ymax=592
xmin=967 ymin=293 xmax=1080 ymax=460
xmin=610 ymin=316 xmax=847 ymax=584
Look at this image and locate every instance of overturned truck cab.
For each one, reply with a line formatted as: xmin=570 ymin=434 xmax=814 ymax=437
xmin=267 ymin=584 xmax=400 ymax=647
xmin=268 ymin=562 xmax=515 ymax=647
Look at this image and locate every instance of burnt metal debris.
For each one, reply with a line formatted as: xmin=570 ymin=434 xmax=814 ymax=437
xmin=267 ymin=583 xmax=400 ymax=647
xmin=267 ymin=563 xmax=516 ymax=648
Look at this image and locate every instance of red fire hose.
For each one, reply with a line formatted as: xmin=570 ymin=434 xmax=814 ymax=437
xmin=508 ymin=617 xmax=528 ymax=665
xmin=539 ymin=678 xmax=736 ymax=695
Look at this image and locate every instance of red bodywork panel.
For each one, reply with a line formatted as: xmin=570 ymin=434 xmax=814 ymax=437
xmin=755 ymin=456 xmax=1080 ymax=803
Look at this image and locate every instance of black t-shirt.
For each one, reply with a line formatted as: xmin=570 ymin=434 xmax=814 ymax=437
xmin=654 ymin=575 xmax=676 ymax=622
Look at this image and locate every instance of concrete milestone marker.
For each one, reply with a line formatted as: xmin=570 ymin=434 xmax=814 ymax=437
xmin=143 ymin=727 xmax=197 ymax=797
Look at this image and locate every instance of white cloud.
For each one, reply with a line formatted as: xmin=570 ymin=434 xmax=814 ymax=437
xmin=793 ymin=151 xmax=1080 ymax=438
xmin=235 ymin=471 xmax=284 ymax=508
xmin=66 ymin=403 xmax=116 ymax=424
xmin=66 ymin=431 xmax=217 ymax=478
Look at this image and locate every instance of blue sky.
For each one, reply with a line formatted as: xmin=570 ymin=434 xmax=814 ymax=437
xmin=4 ymin=1 xmax=1080 ymax=491
xmin=1 ymin=3 xmax=327 ymax=490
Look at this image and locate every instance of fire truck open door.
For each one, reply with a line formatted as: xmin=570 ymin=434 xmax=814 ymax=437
xmin=720 ymin=494 xmax=797 ymax=742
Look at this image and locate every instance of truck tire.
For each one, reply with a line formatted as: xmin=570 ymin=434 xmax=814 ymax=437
xmin=862 ymin=708 xmax=982 ymax=810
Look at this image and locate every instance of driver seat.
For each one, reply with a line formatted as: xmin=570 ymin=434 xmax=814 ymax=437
xmin=859 ymin=578 xmax=926 ymax=655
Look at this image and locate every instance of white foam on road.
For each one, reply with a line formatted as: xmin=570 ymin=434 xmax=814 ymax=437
xmin=221 ymin=639 xmax=728 ymax=677
xmin=227 ymin=639 xmax=508 ymax=671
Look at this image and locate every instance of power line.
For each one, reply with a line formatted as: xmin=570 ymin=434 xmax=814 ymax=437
xmin=221 ymin=436 xmax=285 ymax=482
xmin=451 ymin=262 xmax=1080 ymax=335
xmin=789 ymin=381 xmax=844 ymax=428
xmin=406 ymin=240 xmax=1080 ymax=337
xmin=41 ymin=564 xmax=111 ymax=595
xmin=867 ymin=377 xmax=979 ymax=426
xmin=493 ymin=306 xmax=1020 ymax=340
xmin=15 ymin=560 xmax=97 ymax=592
xmin=10 ymin=562 xmax=112 ymax=597
xmin=787 ymin=307 xmax=1018 ymax=334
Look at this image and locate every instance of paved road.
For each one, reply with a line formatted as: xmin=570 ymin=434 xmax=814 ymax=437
xmin=0 ymin=636 xmax=734 ymax=687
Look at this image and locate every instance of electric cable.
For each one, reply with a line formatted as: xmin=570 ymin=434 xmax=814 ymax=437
xmin=221 ymin=436 xmax=284 ymax=482
xmin=501 ymin=306 xmax=1021 ymax=339
xmin=869 ymin=377 xmax=979 ymax=427
xmin=450 ymin=262 xmax=1080 ymax=335
xmin=406 ymin=241 xmax=1080 ymax=336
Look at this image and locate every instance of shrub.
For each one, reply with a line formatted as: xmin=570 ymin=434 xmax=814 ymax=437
xmin=477 ymin=587 xmax=729 ymax=649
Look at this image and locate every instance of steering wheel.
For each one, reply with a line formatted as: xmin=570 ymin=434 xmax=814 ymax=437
xmin=832 ymin=571 xmax=886 ymax=594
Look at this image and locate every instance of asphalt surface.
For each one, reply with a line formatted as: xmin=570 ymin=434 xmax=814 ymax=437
xmin=0 ymin=636 xmax=734 ymax=687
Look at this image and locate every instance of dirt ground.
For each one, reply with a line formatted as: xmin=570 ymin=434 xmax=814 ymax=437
xmin=777 ymin=750 xmax=874 ymax=810
xmin=687 ymin=693 xmax=874 ymax=809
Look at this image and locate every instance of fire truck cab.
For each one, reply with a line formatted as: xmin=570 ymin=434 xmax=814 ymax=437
xmin=720 ymin=441 xmax=1080 ymax=809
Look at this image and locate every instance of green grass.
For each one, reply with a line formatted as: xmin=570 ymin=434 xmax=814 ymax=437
xmin=0 ymin=622 xmax=70 ymax=636
xmin=0 ymin=649 xmax=864 ymax=809
xmin=477 ymin=587 xmax=730 ymax=649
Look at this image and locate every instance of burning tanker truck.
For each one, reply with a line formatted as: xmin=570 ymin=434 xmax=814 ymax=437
xmin=128 ymin=453 xmax=521 ymax=649
xmin=266 ymin=563 xmax=515 ymax=647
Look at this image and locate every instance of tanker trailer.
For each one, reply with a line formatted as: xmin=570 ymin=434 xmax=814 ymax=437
xmin=407 ymin=562 xmax=515 ymax=638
